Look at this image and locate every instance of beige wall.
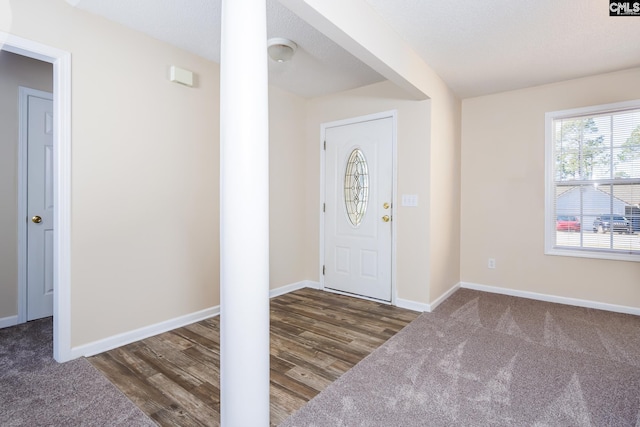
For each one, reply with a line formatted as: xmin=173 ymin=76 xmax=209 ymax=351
xmin=6 ymin=0 xmax=220 ymax=345
xmin=461 ymin=67 xmax=640 ymax=308
xmin=428 ymin=86 xmax=462 ymax=303
xmin=268 ymin=86 xmax=314 ymax=288
xmin=0 ymin=51 xmax=52 ymax=320
xmin=306 ymin=80 xmax=435 ymax=304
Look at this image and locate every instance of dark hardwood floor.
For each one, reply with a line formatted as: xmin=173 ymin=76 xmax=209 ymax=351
xmin=89 ymin=288 xmax=419 ymax=426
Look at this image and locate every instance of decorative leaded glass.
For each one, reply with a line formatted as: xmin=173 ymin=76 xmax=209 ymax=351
xmin=344 ymin=149 xmax=369 ymax=226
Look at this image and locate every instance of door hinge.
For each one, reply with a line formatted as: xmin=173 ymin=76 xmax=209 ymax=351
xmin=322 ymin=265 xmax=325 ymax=275
xmin=323 ymin=140 xmax=326 ymax=150
xmin=323 ymin=203 xmax=325 ymax=213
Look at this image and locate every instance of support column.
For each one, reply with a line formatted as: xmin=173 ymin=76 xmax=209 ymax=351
xmin=219 ymin=0 xmax=270 ymax=426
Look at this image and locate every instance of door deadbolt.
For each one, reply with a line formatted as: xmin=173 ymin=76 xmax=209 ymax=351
xmin=383 ymin=202 xmax=390 ymax=209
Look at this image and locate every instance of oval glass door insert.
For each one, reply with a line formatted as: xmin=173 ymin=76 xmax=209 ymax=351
xmin=344 ymin=148 xmax=369 ymax=226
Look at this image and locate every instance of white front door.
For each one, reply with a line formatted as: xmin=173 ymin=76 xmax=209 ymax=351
xmin=324 ymin=116 xmax=393 ymax=301
xmin=26 ymin=92 xmax=54 ymax=321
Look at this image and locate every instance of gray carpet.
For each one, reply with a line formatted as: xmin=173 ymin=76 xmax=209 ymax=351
xmin=0 ymin=318 xmax=157 ymax=426
xmin=280 ymin=289 xmax=640 ymax=426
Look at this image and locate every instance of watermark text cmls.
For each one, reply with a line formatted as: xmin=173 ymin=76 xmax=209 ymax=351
xmin=610 ymin=1 xmax=640 ymax=16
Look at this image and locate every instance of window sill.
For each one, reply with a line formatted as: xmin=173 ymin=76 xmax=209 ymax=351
xmin=545 ymin=246 xmax=640 ymax=262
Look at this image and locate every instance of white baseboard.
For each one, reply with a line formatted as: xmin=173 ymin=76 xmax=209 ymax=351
xmin=429 ymin=282 xmax=462 ymax=312
xmin=72 ymin=280 xmax=322 ymax=359
xmin=396 ymin=298 xmax=430 ymax=313
xmin=0 ymin=315 xmax=18 ymax=329
xmin=72 ymin=305 xmax=220 ymax=359
xmin=396 ymin=282 xmax=461 ymax=313
xmin=460 ymin=282 xmax=640 ymax=316
xmin=270 ymin=280 xmax=320 ymax=298
xmin=305 ymin=280 xmax=321 ymax=290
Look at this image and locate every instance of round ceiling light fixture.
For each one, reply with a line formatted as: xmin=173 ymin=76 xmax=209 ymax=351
xmin=267 ymin=38 xmax=297 ymax=63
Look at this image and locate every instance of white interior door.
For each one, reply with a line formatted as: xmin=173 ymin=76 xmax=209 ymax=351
xmin=26 ymin=92 xmax=54 ymax=321
xmin=324 ymin=116 xmax=393 ymax=301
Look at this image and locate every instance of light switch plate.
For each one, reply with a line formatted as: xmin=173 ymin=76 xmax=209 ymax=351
xmin=401 ymin=194 xmax=418 ymax=207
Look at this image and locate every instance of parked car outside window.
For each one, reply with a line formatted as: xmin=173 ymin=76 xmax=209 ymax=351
xmin=592 ymin=215 xmax=632 ymax=234
xmin=556 ymin=215 xmax=581 ymax=232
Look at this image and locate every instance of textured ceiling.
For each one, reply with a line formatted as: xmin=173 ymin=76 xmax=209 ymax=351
xmin=69 ymin=0 xmax=640 ymax=99
xmin=69 ymin=0 xmax=385 ymax=99
xmin=363 ymin=0 xmax=640 ymax=98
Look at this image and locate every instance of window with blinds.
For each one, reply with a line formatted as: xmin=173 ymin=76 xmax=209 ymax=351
xmin=545 ymin=100 xmax=640 ymax=261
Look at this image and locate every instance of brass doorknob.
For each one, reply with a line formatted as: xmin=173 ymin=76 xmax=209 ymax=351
xmin=382 ymin=215 xmax=390 ymax=223
xmin=32 ymin=216 xmax=42 ymax=224
xmin=383 ymin=202 xmax=390 ymax=209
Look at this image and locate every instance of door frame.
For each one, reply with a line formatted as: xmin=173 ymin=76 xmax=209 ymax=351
xmin=320 ymin=110 xmax=398 ymax=304
xmin=18 ymin=86 xmax=53 ymax=323
xmin=2 ymin=32 xmax=72 ymax=362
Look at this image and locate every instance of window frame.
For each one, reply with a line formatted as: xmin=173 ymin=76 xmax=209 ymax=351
xmin=545 ymin=99 xmax=640 ymax=262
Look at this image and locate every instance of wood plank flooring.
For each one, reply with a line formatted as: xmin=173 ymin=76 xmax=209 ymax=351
xmin=89 ymin=288 xmax=419 ymax=426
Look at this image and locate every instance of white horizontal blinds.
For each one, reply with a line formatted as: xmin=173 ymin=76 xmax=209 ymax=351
xmin=553 ymin=107 xmax=640 ymax=254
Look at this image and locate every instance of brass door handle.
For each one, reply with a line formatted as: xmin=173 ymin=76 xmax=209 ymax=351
xmin=382 ymin=215 xmax=390 ymax=223
xmin=32 ymin=216 xmax=42 ymax=224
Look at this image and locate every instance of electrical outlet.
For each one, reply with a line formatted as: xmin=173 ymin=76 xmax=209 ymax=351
xmin=488 ymin=258 xmax=496 ymax=269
